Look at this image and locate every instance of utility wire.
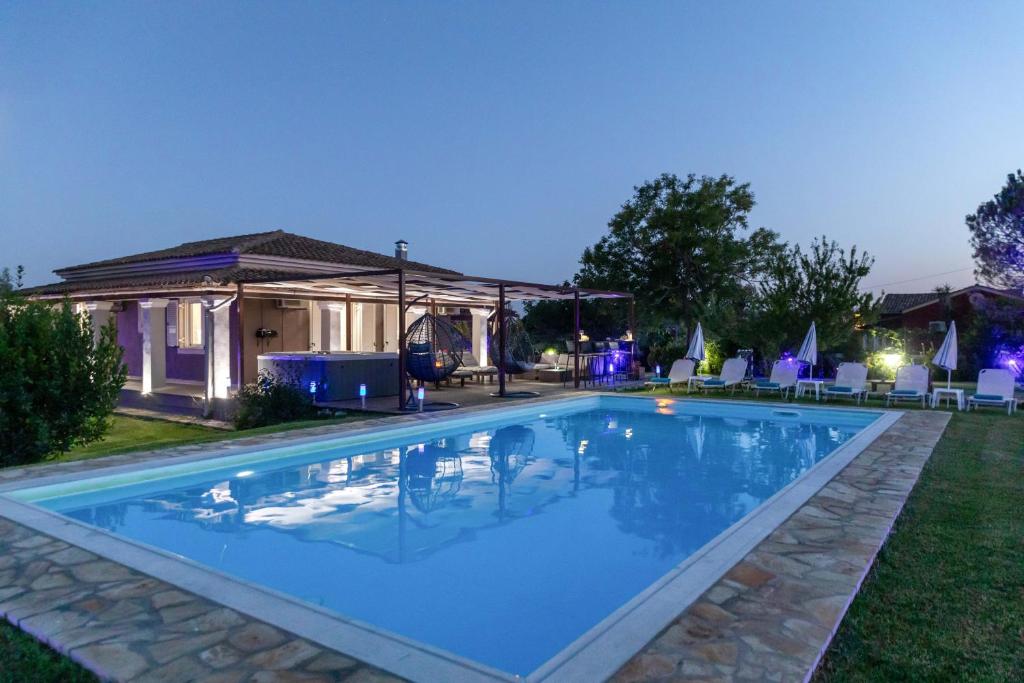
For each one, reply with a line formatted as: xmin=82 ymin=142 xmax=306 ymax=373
xmin=862 ymin=266 xmax=975 ymax=290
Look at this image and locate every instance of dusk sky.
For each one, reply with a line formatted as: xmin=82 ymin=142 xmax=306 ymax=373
xmin=3 ymin=1 xmax=1023 ymax=294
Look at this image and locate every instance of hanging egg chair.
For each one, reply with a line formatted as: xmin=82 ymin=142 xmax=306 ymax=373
xmin=488 ymin=314 xmax=539 ymax=375
xmin=405 ymin=313 xmax=467 ymax=383
xmin=404 ymin=443 xmax=464 ymax=514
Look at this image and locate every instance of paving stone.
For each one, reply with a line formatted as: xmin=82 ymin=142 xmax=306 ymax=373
xmin=229 ymin=623 xmax=288 ymax=653
xmin=133 ymin=654 xmax=212 ymax=683
xmin=148 ymin=630 xmax=229 ymax=664
xmin=72 ymin=642 xmax=150 ymax=679
xmin=199 ymin=643 xmax=243 ymax=669
xmin=245 ymin=640 xmax=321 ymax=670
xmin=151 ymin=588 xmax=194 ymax=609
xmin=303 ymin=651 xmax=358 ymax=672
xmin=71 ymin=560 xmax=136 ymax=583
xmin=46 ymin=546 xmax=97 ymax=565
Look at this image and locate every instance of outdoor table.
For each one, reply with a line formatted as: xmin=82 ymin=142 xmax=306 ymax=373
xmin=931 ymin=387 xmax=965 ymax=411
xmin=796 ymin=379 xmax=826 ymax=400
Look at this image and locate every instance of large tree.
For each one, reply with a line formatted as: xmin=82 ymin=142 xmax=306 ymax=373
xmin=575 ymin=173 xmax=782 ymax=335
xmin=743 ymin=237 xmax=877 ymax=365
xmin=968 ymin=170 xmax=1024 ymax=289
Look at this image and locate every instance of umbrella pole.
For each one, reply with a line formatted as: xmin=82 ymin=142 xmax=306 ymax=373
xmin=947 ymin=368 xmax=951 ymax=390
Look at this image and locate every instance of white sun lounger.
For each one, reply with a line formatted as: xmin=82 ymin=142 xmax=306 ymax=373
xmin=645 ymin=358 xmax=695 ymax=391
xmin=701 ymin=358 xmax=747 ymax=394
xmin=751 ymin=360 xmax=799 ymax=399
xmin=967 ymin=368 xmax=1019 ymax=415
xmin=886 ymin=364 xmax=930 ymax=407
xmin=824 ymin=362 xmax=869 ymax=404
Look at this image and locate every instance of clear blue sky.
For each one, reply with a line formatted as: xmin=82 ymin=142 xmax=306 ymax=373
xmin=2 ymin=1 xmax=1023 ymax=293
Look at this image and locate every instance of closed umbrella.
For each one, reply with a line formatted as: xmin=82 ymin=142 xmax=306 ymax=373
xmin=797 ymin=322 xmax=818 ymax=379
xmin=931 ymin=321 xmax=957 ymax=389
xmin=686 ymin=322 xmax=706 ymax=367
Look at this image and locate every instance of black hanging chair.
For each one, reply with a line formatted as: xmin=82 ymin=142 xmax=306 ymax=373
xmin=405 ymin=313 xmax=467 ymax=383
xmin=488 ymin=315 xmax=540 ymax=375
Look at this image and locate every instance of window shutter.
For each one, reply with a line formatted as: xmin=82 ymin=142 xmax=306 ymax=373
xmin=166 ymin=300 xmax=178 ymax=348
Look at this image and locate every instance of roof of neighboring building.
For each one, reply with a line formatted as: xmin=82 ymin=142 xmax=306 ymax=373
xmin=879 ymin=285 xmax=1024 ymax=315
xmin=878 ymin=292 xmax=942 ymax=315
xmin=56 ymin=230 xmax=459 ymax=276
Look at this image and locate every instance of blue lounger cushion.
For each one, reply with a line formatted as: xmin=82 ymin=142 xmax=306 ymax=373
xmin=890 ymin=389 xmax=921 ymax=396
xmin=646 ymin=378 xmax=671 ymax=384
xmin=755 ymin=381 xmax=780 ymax=389
xmin=827 ymin=386 xmax=854 ymax=393
xmin=703 ymin=379 xmax=726 ymax=386
xmin=972 ymin=394 xmax=1007 ymax=402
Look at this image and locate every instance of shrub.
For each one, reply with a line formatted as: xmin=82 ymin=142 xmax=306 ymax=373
xmin=646 ymin=337 xmax=725 ymax=375
xmin=0 ymin=268 xmax=127 ymax=466
xmin=235 ymin=369 xmax=317 ymax=429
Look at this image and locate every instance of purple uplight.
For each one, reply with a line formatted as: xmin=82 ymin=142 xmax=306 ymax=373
xmin=995 ymin=346 xmax=1024 ymax=377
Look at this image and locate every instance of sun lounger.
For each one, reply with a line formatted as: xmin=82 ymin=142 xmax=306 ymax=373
xmin=967 ymin=368 xmax=1019 ymax=415
xmin=824 ymin=362 xmax=869 ymax=404
xmin=645 ymin=358 xmax=695 ymax=391
xmin=751 ymin=360 xmax=799 ymax=399
xmin=701 ymin=358 xmax=747 ymax=394
xmin=885 ymin=365 xmax=930 ymax=407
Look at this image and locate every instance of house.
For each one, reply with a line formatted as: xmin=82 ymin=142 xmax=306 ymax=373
xmin=877 ymin=285 xmax=1024 ymax=334
xmin=26 ymin=230 xmax=629 ymax=417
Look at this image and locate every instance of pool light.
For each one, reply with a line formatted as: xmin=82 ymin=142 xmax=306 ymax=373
xmin=236 ymin=470 xmax=255 ymax=478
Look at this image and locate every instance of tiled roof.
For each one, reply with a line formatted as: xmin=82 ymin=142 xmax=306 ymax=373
xmin=878 ymin=293 xmax=938 ymax=315
xmin=58 ymin=230 xmax=458 ymax=276
xmin=23 ymin=268 xmax=275 ymax=296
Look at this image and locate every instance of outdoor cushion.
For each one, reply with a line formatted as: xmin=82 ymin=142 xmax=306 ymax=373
xmin=646 ymin=377 xmax=671 ymax=384
xmin=755 ymin=381 xmax=780 ymax=389
xmin=972 ymin=394 xmax=1007 ymax=402
xmin=890 ymin=389 xmax=921 ymax=396
xmin=827 ymin=386 xmax=854 ymax=393
xmin=703 ymin=379 xmax=727 ymax=386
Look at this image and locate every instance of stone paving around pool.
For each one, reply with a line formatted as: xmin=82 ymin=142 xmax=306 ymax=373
xmin=611 ymin=410 xmax=951 ymax=682
xmin=0 ymin=404 xmax=951 ymax=682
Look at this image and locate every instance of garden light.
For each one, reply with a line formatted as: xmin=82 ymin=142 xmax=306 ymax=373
xmin=417 ymin=386 xmax=425 ymax=412
xmin=359 ymin=383 xmax=367 ymax=409
xmin=308 ymin=381 xmax=317 ymax=395
xmin=882 ymin=352 xmax=903 ymax=370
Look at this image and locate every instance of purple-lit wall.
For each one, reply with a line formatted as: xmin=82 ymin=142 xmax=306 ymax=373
xmin=114 ymin=300 xmax=222 ymax=384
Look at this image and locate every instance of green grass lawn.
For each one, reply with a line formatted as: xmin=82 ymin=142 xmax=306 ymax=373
xmin=0 ymin=621 xmax=96 ymax=683
xmin=4 ymin=395 xmax=1023 ymax=680
xmin=55 ymin=412 xmax=384 ymax=463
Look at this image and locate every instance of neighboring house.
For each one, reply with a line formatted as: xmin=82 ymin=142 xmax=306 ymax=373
xmin=877 ymin=285 xmax=1024 ymax=334
xmin=27 ymin=230 xmax=623 ymax=417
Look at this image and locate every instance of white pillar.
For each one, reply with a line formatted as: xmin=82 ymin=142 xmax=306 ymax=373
xmin=203 ymin=297 xmax=233 ymax=400
xmin=470 ymin=307 xmax=491 ymax=366
xmin=139 ymin=298 xmax=169 ymax=394
xmin=317 ymin=302 xmax=346 ymax=352
xmin=84 ymin=301 xmax=115 ymax=346
xmin=350 ymin=303 xmax=364 ymax=351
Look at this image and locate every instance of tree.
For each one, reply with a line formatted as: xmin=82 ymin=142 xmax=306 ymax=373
xmin=744 ymin=237 xmax=877 ymax=367
xmin=0 ymin=269 xmax=127 ymax=466
xmin=968 ymin=170 xmax=1024 ymax=289
xmin=576 ymin=173 xmax=782 ymax=334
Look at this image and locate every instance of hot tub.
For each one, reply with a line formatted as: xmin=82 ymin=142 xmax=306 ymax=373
xmin=257 ymin=351 xmax=399 ymax=401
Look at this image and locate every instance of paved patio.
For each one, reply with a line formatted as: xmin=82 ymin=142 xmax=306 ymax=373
xmin=0 ymin=402 xmax=951 ymax=682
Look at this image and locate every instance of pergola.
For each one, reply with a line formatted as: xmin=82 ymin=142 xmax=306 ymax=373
xmin=232 ymin=266 xmax=635 ymax=410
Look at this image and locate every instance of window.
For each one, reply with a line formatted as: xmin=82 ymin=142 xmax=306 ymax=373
xmin=177 ymin=300 xmax=204 ymax=349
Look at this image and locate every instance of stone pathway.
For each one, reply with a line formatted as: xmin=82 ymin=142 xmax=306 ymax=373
xmin=611 ymin=410 xmax=951 ymax=682
xmin=0 ymin=516 xmax=399 ymax=682
xmin=0 ymin=404 xmax=951 ymax=682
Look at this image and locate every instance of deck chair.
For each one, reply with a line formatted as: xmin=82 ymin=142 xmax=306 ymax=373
xmin=701 ymin=358 xmax=747 ymax=394
xmin=824 ymin=363 xmax=869 ymax=404
xmin=752 ymin=360 xmax=799 ymax=399
xmin=645 ymin=358 xmax=695 ymax=391
xmin=968 ymin=369 xmax=1019 ymax=415
xmin=886 ymin=365 xmax=930 ymax=407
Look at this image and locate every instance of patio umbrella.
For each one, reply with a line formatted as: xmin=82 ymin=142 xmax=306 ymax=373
xmin=686 ymin=322 xmax=706 ymax=365
xmin=931 ymin=320 xmax=957 ymax=389
xmin=796 ymin=322 xmax=818 ymax=379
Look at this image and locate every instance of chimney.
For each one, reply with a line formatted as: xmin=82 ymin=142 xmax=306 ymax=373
xmin=395 ymin=239 xmax=408 ymax=260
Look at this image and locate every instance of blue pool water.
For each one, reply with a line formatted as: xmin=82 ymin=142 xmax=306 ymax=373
xmin=23 ymin=397 xmax=879 ymax=675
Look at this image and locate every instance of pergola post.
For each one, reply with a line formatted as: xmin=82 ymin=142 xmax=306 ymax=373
xmin=397 ymin=269 xmax=406 ymax=412
xmin=628 ymin=295 xmax=637 ymax=379
xmin=573 ymin=289 xmax=581 ymax=389
xmin=497 ymin=283 xmax=506 ymax=397
xmin=236 ymin=283 xmax=245 ymax=387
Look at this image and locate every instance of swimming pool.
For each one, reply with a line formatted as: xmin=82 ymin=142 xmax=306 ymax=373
xmin=5 ymin=395 xmax=892 ymax=681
